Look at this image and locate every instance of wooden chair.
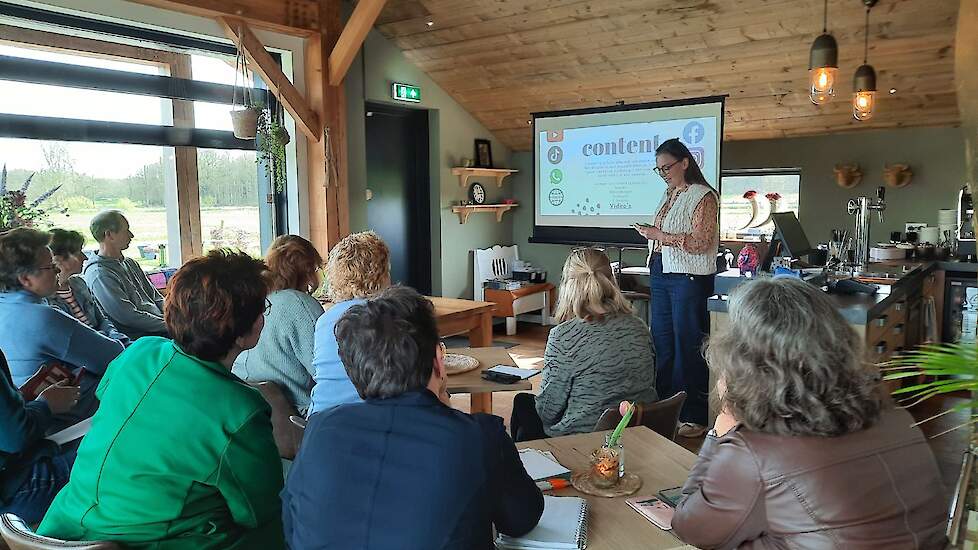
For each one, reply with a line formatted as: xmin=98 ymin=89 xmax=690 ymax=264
xmin=592 ymin=392 xmax=688 ymax=441
xmin=247 ymin=382 xmax=304 ymax=460
xmin=474 ymin=245 xmax=553 ymax=335
xmin=0 ymin=514 xmax=118 ymax=550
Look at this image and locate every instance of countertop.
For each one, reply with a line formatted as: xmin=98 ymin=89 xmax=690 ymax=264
xmin=707 ymin=259 xmax=977 ymax=324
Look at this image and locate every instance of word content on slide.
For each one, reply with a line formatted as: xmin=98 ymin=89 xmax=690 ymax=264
xmin=537 ymin=117 xmax=717 ymax=221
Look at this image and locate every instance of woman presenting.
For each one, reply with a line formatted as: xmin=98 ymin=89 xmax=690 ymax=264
xmin=634 ymin=138 xmax=718 ymax=438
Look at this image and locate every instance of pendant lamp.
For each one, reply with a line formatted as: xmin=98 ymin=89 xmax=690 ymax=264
xmin=808 ymin=0 xmax=839 ymax=105
xmin=853 ymin=0 xmax=879 ymax=121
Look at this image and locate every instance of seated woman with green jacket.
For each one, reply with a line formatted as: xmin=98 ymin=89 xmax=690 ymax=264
xmin=38 ymin=250 xmax=285 ymax=550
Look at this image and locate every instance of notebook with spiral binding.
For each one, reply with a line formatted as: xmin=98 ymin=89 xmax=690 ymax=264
xmin=495 ymin=495 xmax=589 ymax=549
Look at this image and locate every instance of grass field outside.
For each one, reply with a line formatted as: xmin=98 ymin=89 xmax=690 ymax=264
xmin=48 ymin=206 xmax=261 ymax=269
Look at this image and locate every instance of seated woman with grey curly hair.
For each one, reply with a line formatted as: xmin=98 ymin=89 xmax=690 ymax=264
xmin=672 ymin=277 xmax=947 ymax=549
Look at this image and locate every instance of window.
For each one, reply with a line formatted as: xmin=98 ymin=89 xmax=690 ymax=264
xmin=0 ymin=137 xmax=178 ymax=269
xmin=0 ymin=14 xmax=293 ymax=267
xmin=719 ymin=169 xmax=801 ymax=242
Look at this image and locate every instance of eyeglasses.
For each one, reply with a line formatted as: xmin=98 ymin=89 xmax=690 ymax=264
xmin=653 ymin=159 xmax=683 ymax=177
xmin=34 ymin=264 xmax=58 ymax=272
xmin=264 ymin=299 xmax=273 ymax=315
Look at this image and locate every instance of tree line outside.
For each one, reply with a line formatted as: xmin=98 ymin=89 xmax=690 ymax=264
xmin=5 ymin=142 xmax=262 ymax=268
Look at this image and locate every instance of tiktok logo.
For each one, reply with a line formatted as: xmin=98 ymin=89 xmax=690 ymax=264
xmin=547 ymin=146 xmax=563 ymax=164
xmin=683 ymin=121 xmax=705 ymax=145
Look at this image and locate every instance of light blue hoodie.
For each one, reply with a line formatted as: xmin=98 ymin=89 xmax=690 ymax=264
xmin=0 ymin=290 xmax=124 ymax=387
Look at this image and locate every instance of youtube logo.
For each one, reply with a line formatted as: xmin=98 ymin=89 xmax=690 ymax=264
xmin=546 ymin=129 xmax=563 ymax=142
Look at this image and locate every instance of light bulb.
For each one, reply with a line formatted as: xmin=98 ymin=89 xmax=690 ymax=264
xmin=853 ymin=90 xmax=876 ymax=121
xmin=809 ymin=67 xmax=837 ymax=105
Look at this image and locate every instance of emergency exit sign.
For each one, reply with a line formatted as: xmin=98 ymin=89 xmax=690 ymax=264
xmin=392 ymin=82 xmax=421 ymax=103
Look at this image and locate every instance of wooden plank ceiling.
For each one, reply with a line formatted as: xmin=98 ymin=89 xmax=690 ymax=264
xmin=372 ymin=0 xmax=959 ymax=150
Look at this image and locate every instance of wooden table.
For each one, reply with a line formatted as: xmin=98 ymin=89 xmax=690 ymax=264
xmin=519 ymin=427 xmax=698 ymax=550
xmin=446 ymin=347 xmax=532 ymax=414
xmin=430 ymin=296 xmax=496 ymax=347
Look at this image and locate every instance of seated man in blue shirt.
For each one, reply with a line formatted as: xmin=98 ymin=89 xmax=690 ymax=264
xmin=283 ymin=286 xmax=544 ymax=550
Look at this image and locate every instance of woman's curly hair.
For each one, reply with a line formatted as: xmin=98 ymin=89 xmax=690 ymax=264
xmin=706 ymin=277 xmax=883 ymax=437
xmin=324 ymin=231 xmax=390 ymax=302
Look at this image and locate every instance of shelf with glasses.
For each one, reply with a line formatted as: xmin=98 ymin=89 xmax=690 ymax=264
xmin=451 ymin=203 xmax=518 ymax=224
xmin=451 ymin=167 xmax=518 ymax=188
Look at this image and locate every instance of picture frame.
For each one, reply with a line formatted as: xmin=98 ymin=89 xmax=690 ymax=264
xmin=474 ymin=139 xmax=493 ymax=168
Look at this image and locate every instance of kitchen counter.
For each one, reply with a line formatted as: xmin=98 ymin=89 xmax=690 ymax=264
xmin=707 ymin=258 xmax=973 ymax=325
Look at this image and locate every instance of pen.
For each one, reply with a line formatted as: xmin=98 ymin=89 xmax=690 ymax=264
xmin=536 ymin=478 xmax=570 ymax=491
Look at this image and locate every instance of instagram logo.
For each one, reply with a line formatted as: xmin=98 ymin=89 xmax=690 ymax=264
xmin=688 ymin=147 xmax=705 ymax=167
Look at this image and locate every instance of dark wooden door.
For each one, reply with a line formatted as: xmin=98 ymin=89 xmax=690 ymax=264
xmin=365 ymin=103 xmax=431 ymax=294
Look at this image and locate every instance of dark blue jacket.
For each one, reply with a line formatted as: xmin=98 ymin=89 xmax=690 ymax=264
xmin=0 ymin=349 xmax=56 ymax=501
xmin=283 ymin=390 xmax=544 ymax=549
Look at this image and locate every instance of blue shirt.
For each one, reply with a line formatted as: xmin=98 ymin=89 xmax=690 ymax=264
xmin=307 ymin=299 xmax=365 ymax=415
xmin=0 ymin=290 xmax=124 ymax=387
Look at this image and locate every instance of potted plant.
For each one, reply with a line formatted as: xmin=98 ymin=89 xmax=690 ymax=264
xmin=884 ymin=344 xmax=978 ymax=545
xmin=0 ymin=164 xmax=67 ymax=231
xmin=230 ymin=47 xmax=260 ymax=140
xmin=255 ymin=101 xmax=290 ymax=192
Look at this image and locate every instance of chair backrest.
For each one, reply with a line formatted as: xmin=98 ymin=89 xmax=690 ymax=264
xmin=592 ymin=391 xmax=688 ymax=441
xmin=0 ymin=515 xmax=119 ymax=550
xmin=473 ymin=245 xmax=519 ymax=301
xmin=247 ymin=381 xmax=304 ymax=460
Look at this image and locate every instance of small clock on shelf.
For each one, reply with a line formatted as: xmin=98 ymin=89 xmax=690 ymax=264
xmin=468 ymin=182 xmax=487 ymax=205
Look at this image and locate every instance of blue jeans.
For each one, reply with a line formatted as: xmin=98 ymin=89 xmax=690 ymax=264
xmin=649 ymin=255 xmax=713 ymax=426
xmin=0 ymin=450 xmax=75 ymax=524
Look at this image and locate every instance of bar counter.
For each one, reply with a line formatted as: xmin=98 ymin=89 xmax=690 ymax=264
xmin=707 ymin=259 xmax=976 ymax=325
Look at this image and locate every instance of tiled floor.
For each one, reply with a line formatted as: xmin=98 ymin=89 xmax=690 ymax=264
xmin=452 ymin=321 xmax=971 ymax=507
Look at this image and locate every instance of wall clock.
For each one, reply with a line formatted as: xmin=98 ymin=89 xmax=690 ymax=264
xmin=468 ymin=182 xmax=487 ymax=205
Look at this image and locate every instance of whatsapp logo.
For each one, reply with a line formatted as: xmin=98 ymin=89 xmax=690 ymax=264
xmin=549 ymin=169 xmax=563 ymax=185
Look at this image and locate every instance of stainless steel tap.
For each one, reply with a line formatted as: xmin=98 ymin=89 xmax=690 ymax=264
xmin=847 ymin=186 xmax=886 ymax=268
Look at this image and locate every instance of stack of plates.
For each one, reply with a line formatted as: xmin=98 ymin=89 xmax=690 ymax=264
xmin=871 ymin=243 xmax=905 ymax=260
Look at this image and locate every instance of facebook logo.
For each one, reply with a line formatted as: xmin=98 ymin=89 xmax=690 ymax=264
xmin=683 ymin=121 xmax=705 ymax=145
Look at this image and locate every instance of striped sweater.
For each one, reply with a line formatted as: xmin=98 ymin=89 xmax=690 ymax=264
xmin=535 ymin=313 xmax=658 ymax=437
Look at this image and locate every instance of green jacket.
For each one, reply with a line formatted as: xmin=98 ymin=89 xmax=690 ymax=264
xmin=38 ymin=338 xmax=285 ymax=549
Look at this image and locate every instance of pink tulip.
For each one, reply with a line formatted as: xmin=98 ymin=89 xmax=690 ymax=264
xmin=619 ymin=401 xmax=631 ymax=417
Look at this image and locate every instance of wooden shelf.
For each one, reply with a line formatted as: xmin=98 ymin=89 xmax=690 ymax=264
xmin=451 ymin=204 xmax=518 ymax=224
xmin=451 ymin=167 xmax=518 ymax=188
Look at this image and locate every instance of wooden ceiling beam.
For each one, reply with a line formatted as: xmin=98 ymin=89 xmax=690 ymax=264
xmin=218 ymin=16 xmax=322 ymax=142
xmin=125 ymin=0 xmax=319 ymax=35
xmin=328 ymin=0 xmax=389 ymax=85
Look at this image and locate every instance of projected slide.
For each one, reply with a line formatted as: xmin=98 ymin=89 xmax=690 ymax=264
xmin=538 ymin=117 xmax=716 ymax=219
xmin=531 ymin=97 xmax=724 ymax=245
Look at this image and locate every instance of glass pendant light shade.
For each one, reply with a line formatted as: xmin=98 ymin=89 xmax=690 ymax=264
xmin=853 ymin=64 xmax=878 ymax=120
xmin=808 ymin=33 xmax=839 ymax=105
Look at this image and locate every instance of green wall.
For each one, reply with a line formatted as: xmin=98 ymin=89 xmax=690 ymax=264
xmin=344 ymin=29 xmax=514 ymax=298
xmin=512 ymin=126 xmax=968 ymax=282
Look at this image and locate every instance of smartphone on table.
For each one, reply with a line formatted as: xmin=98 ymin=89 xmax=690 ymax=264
xmin=657 ymin=486 xmax=684 ymax=508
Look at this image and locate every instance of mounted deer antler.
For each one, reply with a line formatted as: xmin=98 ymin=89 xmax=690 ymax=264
xmin=883 ymin=164 xmax=913 ymax=188
xmin=834 ymin=164 xmax=863 ymax=189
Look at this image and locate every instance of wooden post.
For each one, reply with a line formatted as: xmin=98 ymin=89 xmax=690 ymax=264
xmin=169 ymin=53 xmax=203 ymax=260
xmin=304 ymin=0 xmax=349 ymax=255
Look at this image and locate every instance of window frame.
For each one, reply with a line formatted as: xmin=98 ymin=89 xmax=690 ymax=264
xmin=719 ymin=167 xmax=802 ymax=242
xmin=0 ymin=6 xmax=289 ymax=263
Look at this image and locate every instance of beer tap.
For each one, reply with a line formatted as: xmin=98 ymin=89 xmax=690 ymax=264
xmin=847 ymin=186 xmax=886 ymax=269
